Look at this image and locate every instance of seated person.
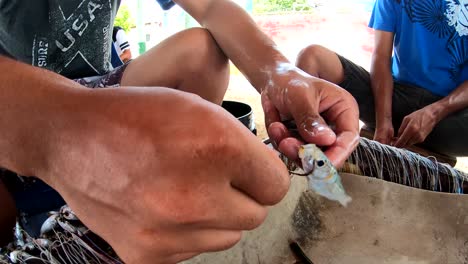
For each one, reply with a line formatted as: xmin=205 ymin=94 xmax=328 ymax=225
xmin=112 ymin=26 xmax=132 ymax=64
xmin=296 ymin=0 xmax=468 ymax=157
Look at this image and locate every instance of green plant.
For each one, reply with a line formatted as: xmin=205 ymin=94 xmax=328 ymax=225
xmin=253 ymin=0 xmax=312 ymax=13
xmin=114 ymin=4 xmax=136 ymax=32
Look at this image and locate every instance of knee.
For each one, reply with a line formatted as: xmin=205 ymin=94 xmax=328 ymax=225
xmin=179 ymin=28 xmax=229 ymax=72
xmin=296 ymin=44 xmax=326 ymax=71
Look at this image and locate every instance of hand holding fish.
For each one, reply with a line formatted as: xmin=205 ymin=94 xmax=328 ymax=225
xmin=261 ymin=64 xmax=360 ymax=168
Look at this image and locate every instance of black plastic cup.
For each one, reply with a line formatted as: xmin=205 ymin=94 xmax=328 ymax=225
xmin=221 ymin=100 xmax=257 ymax=135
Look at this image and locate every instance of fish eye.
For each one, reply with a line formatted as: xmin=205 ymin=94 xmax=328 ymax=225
xmin=316 ymin=160 xmax=325 ymax=167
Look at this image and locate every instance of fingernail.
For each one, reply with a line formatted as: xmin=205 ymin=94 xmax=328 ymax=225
xmin=301 ymin=118 xmax=332 ymax=137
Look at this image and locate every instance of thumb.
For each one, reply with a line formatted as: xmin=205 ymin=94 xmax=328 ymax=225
xmin=281 ymin=78 xmax=336 ymax=146
xmin=287 ymin=88 xmax=336 ymax=145
xmin=296 ymin=115 xmax=336 ymax=146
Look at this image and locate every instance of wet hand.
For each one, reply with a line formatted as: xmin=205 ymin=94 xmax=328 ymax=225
xmin=261 ymin=64 xmax=360 ymax=168
xmin=36 ymin=87 xmax=290 ymax=264
xmin=394 ymin=107 xmax=437 ymax=148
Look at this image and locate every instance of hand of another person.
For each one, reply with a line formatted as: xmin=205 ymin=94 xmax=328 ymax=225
xmin=261 ymin=64 xmax=360 ymax=168
xmin=394 ymin=107 xmax=437 ymax=148
xmin=34 ymin=87 xmax=290 ymax=264
xmin=373 ymin=119 xmax=395 ymax=145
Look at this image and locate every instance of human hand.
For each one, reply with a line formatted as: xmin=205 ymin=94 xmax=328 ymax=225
xmin=394 ymin=107 xmax=438 ymax=148
xmin=261 ymin=64 xmax=360 ymax=168
xmin=35 ymin=87 xmax=290 ymax=264
xmin=373 ymin=119 xmax=395 ymax=145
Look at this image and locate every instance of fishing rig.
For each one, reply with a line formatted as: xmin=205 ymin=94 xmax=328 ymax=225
xmin=0 ymin=136 xmax=466 ymax=263
xmin=279 ymin=120 xmax=467 ymax=194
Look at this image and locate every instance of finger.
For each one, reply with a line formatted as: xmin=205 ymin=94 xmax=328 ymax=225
xmin=397 ymin=117 xmax=409 ymax=137
xmin=374 ymin=133 xmax=390 ymax=145
xmin=169 ymin=229 xmax=242 ymax=256
xmin=197 ymin=185 xmax=268 ymax=230
xmin=324 ymin=131 xmax=360 ymax=168
xmin=394 ymin=126 xmax=412 ymax=148
xmin=277 ymin=137 xmax=304 ymax=161
xmin=284 ymin=83 xmax=336 ymax=146
xmin=320 ymin=92 xmax=360 ymax=167
xmin=406 ymin=132 xmax=425 ymax=147
xmin=263 ymin=92 xmax=293 ymax=148
xmin=166 ymin=252 xmax=201 ymax=264
xmin=230 ymin=139 xmax=291 ymax=206
xmin=261 ymin=91 xmax=281 ymax=129
xmin=406 ymin=137 xmax=419 ymax=147
xmin=267 ymin=122 xmax=293 ymax=148
xmin=376 ymin=138 xmax=389 ymax=145
xmin=297 ymin=115 xmax=337 ymax=146
xmin=191 ymin=230 xmax=241 ymax=253
xmin=223 ymin=188 xmax=269 ymax=230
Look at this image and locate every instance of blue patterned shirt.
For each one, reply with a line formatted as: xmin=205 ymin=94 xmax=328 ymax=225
xmin=369 ymin=0 xmax=468 ymax=96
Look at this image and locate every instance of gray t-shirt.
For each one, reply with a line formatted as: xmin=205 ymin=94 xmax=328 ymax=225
xmin=0 ymin=0 xmax=120 ymax=79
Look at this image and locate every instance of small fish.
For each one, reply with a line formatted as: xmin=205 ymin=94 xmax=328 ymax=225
xmin=9 ymin=250 xmax=39 ymax=263
xmin=40 ymin=214 xmax=58 ymax=236
xmin=299 ymin=144 xmax=352 ymax=206
xmin=13 ymin=222 xmax=25 ymax=248
xmin=60 ymin=205 xmax=79 ymax=221
xmin=285 ymin=144 xmax=352 ymax=206
xmin=34 ymin=238 xmax=52 ymax=248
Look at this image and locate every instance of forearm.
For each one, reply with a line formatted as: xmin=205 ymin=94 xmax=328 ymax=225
xmin=175 ymin=0 xmax=292 ymax=92
xmin=428 ymin=80 xmax=468 ymax=122
xmin=370 ymin=55 xmax=393 ymax=125
xmin=0 ymin=56 xmax=86 ymax=176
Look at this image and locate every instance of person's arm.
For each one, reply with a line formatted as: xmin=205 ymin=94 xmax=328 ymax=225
xmin=174 ymin=0 xmax=285 ymax=91
xmin=394 ymin=80 xmax=468 ymax=147
xmin=428 ymin=81 xmax=468 ymax=122
xmin=0 ymin=55 xmax=290 ymax=263
xmin=370 ymin=30 xmax=395 ymax=144
xmin=115 ymin=29 xmax=132 ymax=63
xmin=0 ymin=55 xmax=87 ymax=176
xmin=119 ymin=49 xmax=132 ymax=63
xmin=0 ymin=56 xmax=82 ymax=242
xmin=175 ymin=0 xmax=359 ymax=167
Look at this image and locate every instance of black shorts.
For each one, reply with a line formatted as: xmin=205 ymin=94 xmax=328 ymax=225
xmin=336 ymin=54 xmax=468 ymax=156
xmin=73 ymin=62 xmax=129 ymax=88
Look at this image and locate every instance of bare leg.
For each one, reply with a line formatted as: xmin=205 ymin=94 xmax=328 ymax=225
xmin=121 ymin=28 xmax=230 ymax=104
xmin=296 ymin=44 xmax=345 ymax=84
